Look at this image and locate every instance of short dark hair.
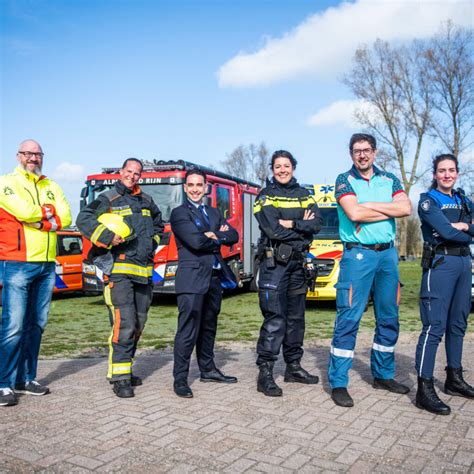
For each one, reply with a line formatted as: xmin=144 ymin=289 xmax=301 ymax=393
xmin=349 ymin=133 xmax=377 ymax=153
xmin=122 ymin=157 xmax=143 ymax=171
xmin=185 ymin=168 xmax=206 ymax=183
xmin=270 ymin=150 xmax=297 ymax=169
xmin=430 ymin=153 xmax=459 ymax=189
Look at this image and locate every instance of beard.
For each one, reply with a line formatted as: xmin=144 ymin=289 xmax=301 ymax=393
xmin=21 ymin=163 xmax=42 ymax=176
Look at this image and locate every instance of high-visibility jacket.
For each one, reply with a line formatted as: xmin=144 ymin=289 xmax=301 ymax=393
xmin=0 ymin=166 xmax=72 ymax=262
xmin=76 ymin=180 xmax=164 ymax=284
xmin=254 ymin=177 xmax=322 ymax=253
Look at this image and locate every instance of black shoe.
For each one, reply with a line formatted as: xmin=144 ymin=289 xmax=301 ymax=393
xmin=331 ymin=388 xmax=354 ymax=407
xmin=0 ymin=388 xmax=18 ymax=407
xmin=14 ymin=381 xmax=50 ymax=396
xmin=131 ymin=375 xmax=143 ymax=387
xmin=416 ymin=376 xmax=450 ymax=415
xmin=174 ymin=380 xmax=193 ymax=398
xmin=373 ymin=378 xmax=410 ymax=394
xmin=444 ymin=367 xmax=474 ymax=398
xmin=112 ymin=379 xmax=134 ymax=398
xmin=284 ymin=361 xmax=319 ymax=384
xmin=257 ymin=362 xmax=282 ymax=397
xmin=200 ymin=368 xmax=238 ymax=384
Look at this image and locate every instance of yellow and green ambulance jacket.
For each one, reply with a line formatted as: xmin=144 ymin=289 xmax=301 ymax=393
xmin=0 ymin=166 xmax=72 ymax=262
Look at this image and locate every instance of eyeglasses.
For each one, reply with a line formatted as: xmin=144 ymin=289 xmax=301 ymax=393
xmin=18 ymin=151 xmax=44 ymax=158
xmin=351 ymin=148 xmax=373 ymax=157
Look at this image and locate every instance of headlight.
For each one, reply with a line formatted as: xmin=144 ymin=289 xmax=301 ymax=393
xmin=165 ymin=264 xmax=178 ymax=277
xmin=83 ymin=263 xmax=96 ymax=274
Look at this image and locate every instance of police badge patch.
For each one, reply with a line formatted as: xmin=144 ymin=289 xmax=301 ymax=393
xmin=421 ymin=200 xmax=430 ymax=211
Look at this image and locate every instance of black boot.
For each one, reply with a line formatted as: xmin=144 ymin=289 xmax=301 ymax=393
xmin=445 ymin=367 xmax=474 ymax=398
xmin=257 ymin=362 xmax=282 ymax=397
xmin=113 ymin=379 xmax=134 ymax=398
xmin=284 ymin=361 xmax=319 ymax=384
xmin=416 ymin=377 xmax=450 ymax=415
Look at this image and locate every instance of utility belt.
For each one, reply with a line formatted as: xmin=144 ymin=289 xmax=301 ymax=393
xmin=263 ymin=243 xmax=304 ymax=268
xmin=434 ymin=245 xmax=470 ymax=257
xmin=421 ymin=243 xmax=470 ymax=270
xmin=344 ymin=241 xmax=393 ymax=251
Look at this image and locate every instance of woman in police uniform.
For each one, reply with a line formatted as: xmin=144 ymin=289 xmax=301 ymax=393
xmin=415 ymin=154 xmax=474 ymax=415
xmin=253 ymin=150 xmax=322 ymax=397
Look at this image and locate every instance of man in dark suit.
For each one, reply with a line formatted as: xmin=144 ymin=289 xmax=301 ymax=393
xmin=170 ymin=168 xmax=239 ymax=398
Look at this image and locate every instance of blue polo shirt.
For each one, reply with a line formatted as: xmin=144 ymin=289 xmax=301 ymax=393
xmin=335 ymin=165 xmax=405 ymax=244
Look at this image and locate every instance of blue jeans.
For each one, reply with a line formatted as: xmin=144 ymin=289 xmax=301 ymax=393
xmin=0 ymin=261 xmax=55 ymax=388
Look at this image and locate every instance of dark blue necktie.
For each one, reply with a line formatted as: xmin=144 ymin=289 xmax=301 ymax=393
xmin=199 ymin=204 xmax=210 ymax=225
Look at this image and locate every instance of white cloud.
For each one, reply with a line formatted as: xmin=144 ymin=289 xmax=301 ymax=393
xmin=307 ymin=99 xmax=377 ymax=128
xmin=218 ymin=0 xmax=472 ymax=88
xmin=51 ymin=161 xmax=85 ymax=182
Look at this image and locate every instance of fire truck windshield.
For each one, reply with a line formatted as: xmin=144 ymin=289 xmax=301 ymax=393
xmin=87 ymin=182 xmax=185 ymax=222
xmin=314 ymin=208 xmax=340 ymax=240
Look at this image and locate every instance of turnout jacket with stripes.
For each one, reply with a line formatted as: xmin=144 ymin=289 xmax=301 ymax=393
xmin=77 ymin=180 xmax=164 ymax=284
xmin=254 ymin=177 xmax=322 ymax=253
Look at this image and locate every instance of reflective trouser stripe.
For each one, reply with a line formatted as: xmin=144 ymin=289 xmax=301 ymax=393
xmin=372 ymin=343 xmax=395 ymax=353
xmin=110 ymin=362 xmax=132 ymax=375
xmin=330 ymin=346 xmax=354 ymax=358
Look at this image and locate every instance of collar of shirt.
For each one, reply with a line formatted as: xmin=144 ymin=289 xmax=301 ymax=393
xmin=349 ymin=164 xmax=382 ymax=181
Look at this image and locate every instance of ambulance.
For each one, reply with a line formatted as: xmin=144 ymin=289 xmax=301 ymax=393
xmin=305 ymin=184 xmax=342 ymax=301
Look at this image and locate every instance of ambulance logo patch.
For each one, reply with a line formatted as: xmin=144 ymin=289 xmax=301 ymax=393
xmin=421 ymin=200 xmax=430 ymax=211
xmin=3 ymin=186 xmax=14 ymax=195
xmin=356 ymin=252 xmax=364 ymax=260
xmin=46 ymin=190 xmax=55 ymax=200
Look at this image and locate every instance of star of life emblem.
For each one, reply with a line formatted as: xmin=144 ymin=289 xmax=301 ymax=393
xmin=356 ymin=252 xmax=364 ymax=260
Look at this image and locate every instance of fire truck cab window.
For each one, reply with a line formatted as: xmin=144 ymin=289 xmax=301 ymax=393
xmin=216 ymin=186 xmax=231 ymax=219
xmin=58 ymin=236 xmax=83 ymax=256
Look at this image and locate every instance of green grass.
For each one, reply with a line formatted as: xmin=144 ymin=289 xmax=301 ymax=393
xmin=4 ymin=261 xmax=470 ymax=358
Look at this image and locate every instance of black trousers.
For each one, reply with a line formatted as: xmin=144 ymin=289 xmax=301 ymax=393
xmin=104 ymin=276 xmax=153 ymax=381
xmin=173 ymin=275 xmax=222 ymax=381
xmin=256 ymin=259 xmax=307 ymax=365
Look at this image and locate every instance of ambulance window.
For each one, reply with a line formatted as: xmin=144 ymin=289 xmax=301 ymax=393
xmin=216 ymin=187 xmax=232 ymax=218
xmin=58 ymin=236 xmax=83 ymax=256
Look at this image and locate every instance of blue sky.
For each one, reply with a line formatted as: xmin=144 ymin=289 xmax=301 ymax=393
xmin=1 ymin=0 xmax=471 ymax=217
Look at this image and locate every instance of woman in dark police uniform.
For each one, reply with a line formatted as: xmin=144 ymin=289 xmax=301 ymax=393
xmin=415 ymin=154 xmax=474 ymax=415
xmin=253 ymin=150 xmax=322 ymax=397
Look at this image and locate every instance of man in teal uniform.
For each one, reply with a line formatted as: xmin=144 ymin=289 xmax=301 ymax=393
xmin=328 ymin=133 xmax=412 ymax=407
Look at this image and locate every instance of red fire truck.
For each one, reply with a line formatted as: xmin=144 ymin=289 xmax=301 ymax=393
xmin=79 ymin=160 xmax=261 ymax=294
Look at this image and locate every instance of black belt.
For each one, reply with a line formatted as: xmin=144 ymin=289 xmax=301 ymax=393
xmin=434 ymin=246 xmax=470 ymax=257
xmin=344 ymin=242 xmax=393 ymax=251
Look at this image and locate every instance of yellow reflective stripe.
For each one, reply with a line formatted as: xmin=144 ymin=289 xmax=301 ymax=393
xmin=111 ymin=363 xmax=132 ymax=375
xmin=153 ymin=235 xmax=161 ymax=245
xmin=254 ymin=195 xmax=316 ymax=213
xmin=104 ymin=284 xmax=112 ymax=307
xmin=142 ymin=209 xmax=151 ymax=217
xmin=111 ymin=263 xmax=153 ymax=277
xmin=91 ymin=224 xmax=107 ymax=244
xmin=111 ymin=208 xmax=133 ymax=216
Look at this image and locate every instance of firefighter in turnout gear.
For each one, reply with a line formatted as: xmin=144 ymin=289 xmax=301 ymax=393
xmin=77 ymin=158 xmax=164 ymax=398
xmin=254 ymin=150 xmax=322 ymax=397
xmin=415 ymin=154 xmax=474 ymax=415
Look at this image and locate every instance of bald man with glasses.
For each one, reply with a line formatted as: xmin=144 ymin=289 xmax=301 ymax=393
xmin=0 ymin=139 xmax=71 ymax=407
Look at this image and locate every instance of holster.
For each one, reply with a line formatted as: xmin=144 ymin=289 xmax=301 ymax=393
xmin=420 ymin=243 xmax=434 ymax=269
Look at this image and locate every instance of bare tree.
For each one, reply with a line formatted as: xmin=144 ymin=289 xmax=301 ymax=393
xmin=221 ymin=142 xmax=270 ymax=186
xmin=422 ymin=22 xmax=474 ymax=157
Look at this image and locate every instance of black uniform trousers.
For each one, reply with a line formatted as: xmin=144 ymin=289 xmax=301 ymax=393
xmin=256 ymin=258 xmax=307 ymax=365
xmin=173 ymin=274 xmax=222 ymax=381
xmin=104 ymin=276 xmax=153 ymax=381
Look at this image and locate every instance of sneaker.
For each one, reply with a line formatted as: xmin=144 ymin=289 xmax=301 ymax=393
xmin=0 ymin=388 xmax=18 ymax=406
xmin=14 ymin=381 xmax=50 ymax=396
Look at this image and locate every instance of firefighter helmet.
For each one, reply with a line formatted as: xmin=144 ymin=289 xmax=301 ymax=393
xmin=97 ymin=213 xmax=133 ymax=240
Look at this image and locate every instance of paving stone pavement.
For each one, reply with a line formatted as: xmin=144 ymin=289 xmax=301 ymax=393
xmin=1 ymin=337 xmax=473 ymax=473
